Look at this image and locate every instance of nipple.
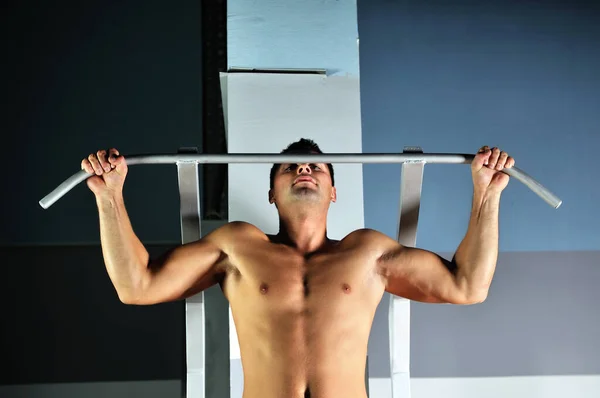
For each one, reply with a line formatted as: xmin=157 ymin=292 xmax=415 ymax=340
xmin=342 ymin=283 xmax=351 ymax=294
xmin=260 ymin=283 xmax=269 ymax=295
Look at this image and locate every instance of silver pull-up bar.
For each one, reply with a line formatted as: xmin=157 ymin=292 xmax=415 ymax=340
xmin=38 ymin=152 xmax=562 ymax=210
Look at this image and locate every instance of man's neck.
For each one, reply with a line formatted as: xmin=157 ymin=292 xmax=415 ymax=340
xmin=276 ymin=210 xmax=329 ymax=255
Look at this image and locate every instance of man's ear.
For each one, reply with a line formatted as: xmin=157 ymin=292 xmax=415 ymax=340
xmin=268 ymin=189 xmax=275 ymax=204
xmin=330 ymin=187 xmax=337 ymax=203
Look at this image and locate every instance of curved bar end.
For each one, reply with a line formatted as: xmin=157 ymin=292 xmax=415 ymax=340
xmin=38 ymin=170 xmax=91 ymax=210
xmin=39 ymin=195 xmax=55 ymax=209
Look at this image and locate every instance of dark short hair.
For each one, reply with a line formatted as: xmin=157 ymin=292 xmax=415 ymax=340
xmin=269 ymin=138 xmax=335 ymax=189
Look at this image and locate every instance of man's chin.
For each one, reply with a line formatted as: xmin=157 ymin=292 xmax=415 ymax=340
xmin=290 ymin=188 xmax=321 ymax=201
xmin=293 ymin=185 xmax=317 ymax=192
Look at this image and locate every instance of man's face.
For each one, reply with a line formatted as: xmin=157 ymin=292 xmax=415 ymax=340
xmin=269 ymin=162 xmax=336 ymax=207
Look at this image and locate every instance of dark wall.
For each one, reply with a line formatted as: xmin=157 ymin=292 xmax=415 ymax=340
xmin=1 ymin=245 xmax=183 ymax=385
xmin=3 ymin=0 xmax=203 ymax=246
xmin=2 ymin=0 xmax=202 ymax=386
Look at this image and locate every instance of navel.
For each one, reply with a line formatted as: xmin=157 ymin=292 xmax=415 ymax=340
xmin=259 ymin=283 xmax=269 ymax=294
xmin=342 ymin=283 xmax=352 ymax=294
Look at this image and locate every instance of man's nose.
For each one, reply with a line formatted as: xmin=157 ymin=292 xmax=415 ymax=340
xmin=297 ymin=163 xmax=312 ymax=174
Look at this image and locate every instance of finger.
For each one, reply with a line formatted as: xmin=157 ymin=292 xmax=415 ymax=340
xmin=108 ymin=148 xmax=122 ymax=168
xmin=81 ymin=159 xmax=94 ymax=174
xmin=88 ymin=153 xmax=104 ymax=175
xmin=108 ymin=148 xmax=120 ymax=161
xmin=505 ymin=156 xmax=515 ymax=169
xmin=97 ymin=150 xmax=111 ymax=172
xmin=472 ymin=146 xmax=491 ymax=169
xmin=487 ymin=147 xmax=501 ymax=169
xmin=496 ymin=151 xmax=509 ymax=170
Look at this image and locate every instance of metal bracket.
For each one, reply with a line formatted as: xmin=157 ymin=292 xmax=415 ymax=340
xmin=397 ymin=146 xmax=424 ymax=247
xmin=177 ymin=147 xmax=203 ymax=243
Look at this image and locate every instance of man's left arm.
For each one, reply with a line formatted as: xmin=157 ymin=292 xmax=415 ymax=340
xmin=378 ymin=146 xmax=515 ymax=304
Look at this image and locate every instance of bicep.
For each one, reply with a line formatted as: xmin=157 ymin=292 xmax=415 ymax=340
xmin=380 ymin=245 xmax=466 ymax=304
xmin=136 ymin=236 xmax=226 ymax=305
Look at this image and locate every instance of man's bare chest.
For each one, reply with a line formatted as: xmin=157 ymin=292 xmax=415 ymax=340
xmin=220 ymin=242 xmax=383 ymax=308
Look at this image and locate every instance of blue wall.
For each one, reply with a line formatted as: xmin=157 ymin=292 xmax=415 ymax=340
xmin=359 ymin=0 xmax=599 ymax=252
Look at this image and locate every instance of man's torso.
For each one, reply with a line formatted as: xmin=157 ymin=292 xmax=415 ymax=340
xmin=213 ymin=224 xmax=388 ymax=398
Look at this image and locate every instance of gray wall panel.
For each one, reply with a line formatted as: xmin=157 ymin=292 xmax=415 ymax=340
xmin=410 ymin=251 xmax=600 ymax=377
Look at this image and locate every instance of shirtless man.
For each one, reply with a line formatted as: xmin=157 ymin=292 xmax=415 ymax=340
xmin=82 ymin=139 xmax=514 ymax=398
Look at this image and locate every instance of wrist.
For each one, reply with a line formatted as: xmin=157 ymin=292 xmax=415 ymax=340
xmin=96 ymin=190 xmax=125 ymax=210
xmin=472 ymin=188 xmax=501 ymax=210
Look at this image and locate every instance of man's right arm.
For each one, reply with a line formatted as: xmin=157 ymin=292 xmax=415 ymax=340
xmin=97 ymin=192 xmax=229 ymax=305
xmin=84 ymin=148 xmax=234 ymax=305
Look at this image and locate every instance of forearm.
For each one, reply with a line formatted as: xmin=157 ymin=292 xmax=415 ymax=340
xmin=96 ymin=193 xmax=150 ymax=301
xmin=453 ymin=188 xmax=501 ymax=300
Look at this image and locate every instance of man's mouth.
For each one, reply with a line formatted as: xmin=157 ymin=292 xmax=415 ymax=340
xmin=293 ymin=176 xmax=316 ymax=185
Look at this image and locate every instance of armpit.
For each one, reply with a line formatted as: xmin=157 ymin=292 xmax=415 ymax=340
xmin=215 ymin=252 xmax=240 ymax=277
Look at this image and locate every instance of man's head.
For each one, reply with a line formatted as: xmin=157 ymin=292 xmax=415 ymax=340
xmin=268 ymin=138 xmax=336 ymax=208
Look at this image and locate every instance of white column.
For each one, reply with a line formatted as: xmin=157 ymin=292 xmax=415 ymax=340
xmin=224 ymin=1 xmax=363 ymax=396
